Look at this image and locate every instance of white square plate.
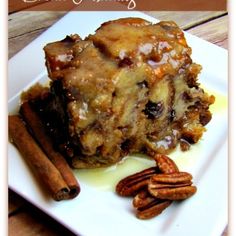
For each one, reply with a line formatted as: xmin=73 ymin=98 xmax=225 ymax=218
xmin=8 ymin=11 xmax=228 ymax=236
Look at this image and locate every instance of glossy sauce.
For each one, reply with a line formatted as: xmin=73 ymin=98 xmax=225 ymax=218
xmin=74 ymin=155 xmax=155 ymax=191
xmin=73 ymin=87 xmax=227 ymax=192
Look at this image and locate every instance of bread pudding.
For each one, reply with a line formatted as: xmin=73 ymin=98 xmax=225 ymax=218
xmin=25 ymin=18 xmax=214 ymax=168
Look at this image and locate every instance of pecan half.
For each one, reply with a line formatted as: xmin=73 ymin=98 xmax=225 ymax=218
xmin=116 ymin=167 xmax=159 ymax=196
xmin=148 ymin=172 xmax=197 ymax=200
xmin=133 ymin=190 xmax=172 ymax=219
xmin=153 ymin=154 xmax=179 ymax=174
xmin=133 ymin=189 xmax=157 ymax=208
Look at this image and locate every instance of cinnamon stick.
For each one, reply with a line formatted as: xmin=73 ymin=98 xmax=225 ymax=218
xmin=9 ymin=115 xmax=71 ymax=201
xmin=20 ymin=102 xmax=80 ymax=199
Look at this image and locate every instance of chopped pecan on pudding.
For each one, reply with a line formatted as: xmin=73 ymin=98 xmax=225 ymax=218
xmin=27 ymin=18 xmax=214 ymax=168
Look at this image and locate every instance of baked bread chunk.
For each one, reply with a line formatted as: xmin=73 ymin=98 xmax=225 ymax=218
xmin=40 ymin=18 xmax=214 ymax=168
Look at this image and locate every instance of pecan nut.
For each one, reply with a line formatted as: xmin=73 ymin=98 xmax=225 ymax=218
xmin=148 ymin=172 xmax=197 ymax=200
xmin=116 ymin=167 xmax=159 ymax=196
xmin=133 ymin=190 xmax=172 ymax=219
xmin=153 ymin=154 xmax=179 ymax=174
xmin=133 ymin=189 xmax=156 ymax=208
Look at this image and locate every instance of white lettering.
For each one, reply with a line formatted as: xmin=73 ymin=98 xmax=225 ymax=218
xmin=72 ymin=0 xmax=83 ymax=5
xmin=23 ymin=0 xmax=38 ymax=2
xmin=127 ymin=0 xmax=136 ymax=10
xmin=22 ymin=0 xmax=137 ymax=10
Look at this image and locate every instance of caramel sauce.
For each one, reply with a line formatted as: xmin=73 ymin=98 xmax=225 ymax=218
xmin=73 ymin=87 xmax=227 ymax=191
xmin=74 ymin=155 xmax=154 ymax=191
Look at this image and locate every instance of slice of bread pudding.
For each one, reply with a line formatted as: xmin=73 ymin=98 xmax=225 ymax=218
xmin=33 ymin=18 xmax=214 ymax=168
